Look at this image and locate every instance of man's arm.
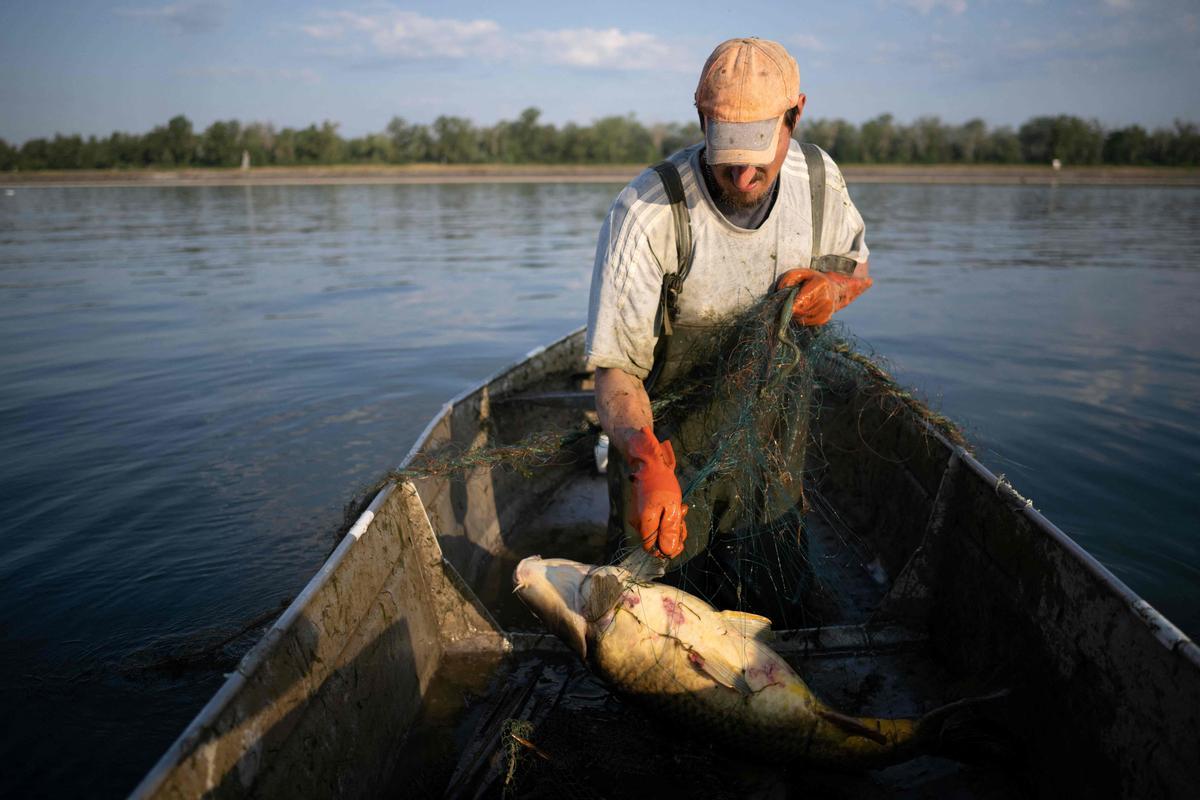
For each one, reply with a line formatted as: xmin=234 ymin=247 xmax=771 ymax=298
xmin=594 ymin=367 xmax=654 ymax=453
xmin=594 ymin=366 xmax=687 ymax=558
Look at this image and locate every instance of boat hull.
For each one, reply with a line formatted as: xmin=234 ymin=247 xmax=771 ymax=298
xmin=131 ymin=328 xmax=1199 ymax=799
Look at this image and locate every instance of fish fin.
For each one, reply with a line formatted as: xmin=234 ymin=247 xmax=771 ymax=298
xmin=816 ymin=709 xmax=889 ymax=746
xmin=688 ymin=649 xmax=753 ymax=696
xmin=617 ymin=549 xmax=666 ymax=582
xmin=719 ymin=610 xmax=774 ymax=642
xmin=582 ymin=572 xmax=625 ymax=623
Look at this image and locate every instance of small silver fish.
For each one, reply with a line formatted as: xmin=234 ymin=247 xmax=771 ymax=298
xmin=514 ymin=555 xmax=996 ymax=768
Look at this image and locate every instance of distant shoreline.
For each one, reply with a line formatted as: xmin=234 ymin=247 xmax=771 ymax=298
xmin=3 ymin=163 xmax=1199 ymax=188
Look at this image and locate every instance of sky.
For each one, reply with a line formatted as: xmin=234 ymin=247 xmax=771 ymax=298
xmin=1 ymin=0 xmax=1198 ymax=143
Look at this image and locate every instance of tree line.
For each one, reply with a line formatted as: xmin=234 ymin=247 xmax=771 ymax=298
xmin=3 ymin=108 xmax=1198 ymax=170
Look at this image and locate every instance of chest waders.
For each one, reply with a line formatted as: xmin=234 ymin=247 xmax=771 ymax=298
xmin=606 ymin=145 xmax=849 ymax=626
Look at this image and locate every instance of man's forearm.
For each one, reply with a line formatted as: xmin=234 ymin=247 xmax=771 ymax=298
xmin=594 ymin=367 xmax=654 ymax=453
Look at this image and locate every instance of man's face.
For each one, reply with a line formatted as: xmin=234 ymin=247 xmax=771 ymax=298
xmin=708 ymin=119 xmax=794 ymax=208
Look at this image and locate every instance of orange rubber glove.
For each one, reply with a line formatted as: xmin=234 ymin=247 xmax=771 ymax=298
xmin=775 ymin=268 xmax=873 ymax=326
xmin=625 ymin=426 xmax=688 ymax=558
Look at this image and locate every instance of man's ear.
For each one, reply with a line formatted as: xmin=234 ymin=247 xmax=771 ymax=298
xmin=793 ymin=94 xmax=808 ymax=129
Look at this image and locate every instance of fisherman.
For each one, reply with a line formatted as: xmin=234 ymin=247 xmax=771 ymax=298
xmin=586 ymin=37 xmax=873 ymax=623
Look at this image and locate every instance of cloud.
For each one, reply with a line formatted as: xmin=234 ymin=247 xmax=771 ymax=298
xmin=1102 ymin=0 xmax=1133 ymax=9
xmin=181 ymin=65 xmax=321 ymax=84
xmin=898 ymin=0 xmax=968 ymax=14
xmin=114 ymin=1 xmax=228 ymax=33
xmin=299 ymin=8 xmax=685 ymax=71
xmin=522 ymin=27 xmax=681 ymax=70
xmin=790 ymin=34 xmax=830 ymax=52
xmin=302 ymin=10 xmax=503 ymax=60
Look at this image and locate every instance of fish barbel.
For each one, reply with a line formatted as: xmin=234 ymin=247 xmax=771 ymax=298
xmin=513 ymin=555 xmax=994 ymax=768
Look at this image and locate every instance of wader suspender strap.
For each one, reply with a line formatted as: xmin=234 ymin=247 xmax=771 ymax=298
xmin=800 ymin=142 xmax=826 ymax=267
xmin=645 ymin=160 xmax=693 ymax=391
xmin=800 ymin=143 xmax=857 ymax=276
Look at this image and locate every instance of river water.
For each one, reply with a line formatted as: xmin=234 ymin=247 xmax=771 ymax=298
xmin=1 ymin=181 xmax=1197 ymax=796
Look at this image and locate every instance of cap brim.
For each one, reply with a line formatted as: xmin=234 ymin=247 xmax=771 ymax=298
xmin=705 ymin=116 xmax=782 ymax=165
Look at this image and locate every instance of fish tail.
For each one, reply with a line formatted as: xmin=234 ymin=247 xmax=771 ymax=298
xmin=811 ymin=689 xmax=1010 ymax=767
xmin=914 ymin=689 xmax=1013 ymax=763
xmin=811 ymin=708 xmax=921 ymax=765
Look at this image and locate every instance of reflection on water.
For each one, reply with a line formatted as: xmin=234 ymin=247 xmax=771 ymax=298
xmin=1 ymin=182 xmax=1198 ymax=795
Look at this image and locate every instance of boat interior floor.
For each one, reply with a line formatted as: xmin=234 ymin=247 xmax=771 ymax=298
xmin=396 ymin=471 xmax=1029 ymax=798
xmin=393 ymin=647 xmax=1024 ymax=799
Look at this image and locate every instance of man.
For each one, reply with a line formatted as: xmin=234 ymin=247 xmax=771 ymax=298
xmin=585 ymin=38 xmax=872 ymax=616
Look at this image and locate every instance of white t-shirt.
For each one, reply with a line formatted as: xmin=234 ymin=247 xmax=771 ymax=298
xmin=585 ymin=140 xmax=869 ymax=379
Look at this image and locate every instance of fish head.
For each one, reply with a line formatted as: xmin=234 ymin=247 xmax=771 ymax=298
xmin=513 ymin=556 xmax=591 ymax=658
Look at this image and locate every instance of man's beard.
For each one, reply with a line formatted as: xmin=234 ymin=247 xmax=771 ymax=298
xmin=723 ymin=184 xmax=771 ymax=208
xmin=707 ymin=160 xmax=771 ymax=207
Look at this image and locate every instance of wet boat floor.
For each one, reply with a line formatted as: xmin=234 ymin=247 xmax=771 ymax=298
xmin=393 ymin=646 xmax=1026 ymax=799
xmin=396 ymin=474 xmax=1027 ymax=797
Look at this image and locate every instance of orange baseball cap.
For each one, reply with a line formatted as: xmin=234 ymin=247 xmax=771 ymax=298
xmin=695 ymin=37 xmax=801 ymax=165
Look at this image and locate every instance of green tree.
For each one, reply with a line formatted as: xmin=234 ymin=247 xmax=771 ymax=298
xmin=859 ymin=114 xmax=897 ymax=163
xmin=102 ymin=131 xmax=142 ymax=167
xmin=143 ymin=125 xmax=174 ymax=166
xmin=198 ymin=120 xmax=242 ymax=166
xmin=558 ymin=123 xmax=594 ymax=163
xmin=658 ymin=121 xmax=702 ymax=158
xmin=385 ymin=117 xmax=433 ymax=163
xmin=798 ymin=118 xmax=839 ymax=154
xmin=983 ymin=126 xmax=1022 ymax=163
xmin=1166 ymin=120 xmax=1200 ymax=165
xmin=587 ymin=114 xmax=656 ymax=163
xmin=908 ymin=116 xmax=950 ymax=163
xmin=46 ymin=134 xmax=85 ymax=169
xmin=164 ymin=115 xmax=196 ymax=165
xmin=272 ymin=128 xmax=298 ymax=165
xmin=238 ymin=122 xmax=275 ymax=166
xmin=831 ymin=120 xmax=863 ymax=163
xmin=1017 ymin=116 xmax=1054 ymax=163
xmin=346 ymin=132 xmax=394 ymax=163
xmin=294 ymin=121 xmax=343 ymax=164
xmin=78 ymin=136 xmax=107 ymax=168
xmin=0 ymin=138 xmax=17 ymax=170
xmin=504 ymin=107 xmax=559 ymax=163
xmin=1103 ymin=125 xmax=1148 ymax=164
xmin=431 ymin=116 xmax=481 ymax=163
xmin=951 ymin=119 xmax=988 ymax=164
xmin=19 ymin=138 xmax=51 ymax=169
xmin=1019 ymin=115 xmax=1103 ymax=165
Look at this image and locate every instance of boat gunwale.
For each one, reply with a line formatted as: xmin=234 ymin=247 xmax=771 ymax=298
xmin=955 ymin=447 xmax=1199 ymax=664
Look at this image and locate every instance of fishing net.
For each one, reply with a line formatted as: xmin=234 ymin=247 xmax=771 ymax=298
xmin=611 ymin=286 xmax=828 ymax=629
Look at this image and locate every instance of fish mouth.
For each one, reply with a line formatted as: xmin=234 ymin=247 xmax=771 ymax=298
xmin=512 ymin=556 xmax=591 ymax=658
xmin=512 ymin=554 xmax=541 ymax=593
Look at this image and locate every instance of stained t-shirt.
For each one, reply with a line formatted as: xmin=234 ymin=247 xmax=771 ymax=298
xmin=585 ymin=140 xmax=869 ymax=379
